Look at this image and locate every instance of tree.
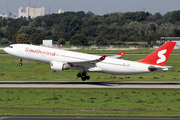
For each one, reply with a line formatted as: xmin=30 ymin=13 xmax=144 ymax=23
xmin=104 ymin=34 xmax=113 ymax=40
xmin=18 ymin=26 xmax=34 ymax=34
xmin=11 ymin=34 xmax=18 ymax=44
xmin=57 ymin=38 xmax=66 ymax=45
xmin=169 ymin=10 xmax=180 ymax=24
xmin=70 ymin=34 xmax=88 ymax=46
xmin=154 ymin=12 xmax=162 ymax=20
xmin=77 ymin=11 xmax=85 ymax=18
xmin=173 ymin=29 xmax=180 ymax=37
xmin=28 ymin=16 xmax=32 ymax=20
xmin=96 ymin=34 xmax=108 ymax=46
xmin=121 ymin=11 xmax=150 ymax=22
xmin=30 ymin=33 xmax=45 ymax=45
xmin=0 ymin=29 xmax=4 ymax=37
xmin=150 ymin=23 xmax=156 ymax=33
xmin=16 ymin=33 xmax=30 ymax=44
xmin=1 ymin=38 xmax=9 ymax=44
xmin=1 ymin=25 xmax=10 ymax=38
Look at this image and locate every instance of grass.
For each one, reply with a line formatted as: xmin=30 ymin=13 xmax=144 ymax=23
xmin=0 ymin=88 xmax=180 ymax=117
xmin=1 ymin=55 xmax=180 ymax=81
xmin=0 ymin=50 xmax=5 ymax=53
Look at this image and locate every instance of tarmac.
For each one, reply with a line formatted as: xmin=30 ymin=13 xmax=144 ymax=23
xmin=0 ymin=81 xmax=180 ymax=88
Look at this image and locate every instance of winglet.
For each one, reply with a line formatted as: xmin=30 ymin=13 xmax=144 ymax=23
xmin=118 ymin=51 xmax=125 ymax=56
xmin=99 ymin=55 xmax=106 ymax=60
xmin=108 ymin=51 xmax=125 ymax=59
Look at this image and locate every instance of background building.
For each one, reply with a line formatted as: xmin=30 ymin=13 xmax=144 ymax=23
xmin=18 ymin=7 xmax=45 ymax=19
xmin=43 ymin=40 xmax=53 ymax=47
xmin=161 ymin=37 xmax=180 ymax=49
xmin=58 ymin=9 xmax=64 ymax=14
xmin=0 ymin=12 xmax=17 ymax=19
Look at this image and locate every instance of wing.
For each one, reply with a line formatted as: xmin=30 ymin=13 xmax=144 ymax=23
xmin=108 ymin=51 xmax=125 ymax=59
xmin=68 ymin=55 xmax=106 ymax=69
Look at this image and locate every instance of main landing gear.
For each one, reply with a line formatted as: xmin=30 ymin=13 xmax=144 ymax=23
xmin=19 ymin=59 xmax=22 ymax=66
xmin=77 ymin=71 xmax=90 ymax=81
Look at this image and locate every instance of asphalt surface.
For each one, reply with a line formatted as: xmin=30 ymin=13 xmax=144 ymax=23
xmin=0 ymin=81 xmax=180 ymax=88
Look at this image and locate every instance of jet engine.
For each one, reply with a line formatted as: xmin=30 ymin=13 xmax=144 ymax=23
xmin=50 ymin=61 xmax=70 ymax=71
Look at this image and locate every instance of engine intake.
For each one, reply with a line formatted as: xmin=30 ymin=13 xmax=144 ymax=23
xmin=50 ymin=61 xmax=70 ymax=71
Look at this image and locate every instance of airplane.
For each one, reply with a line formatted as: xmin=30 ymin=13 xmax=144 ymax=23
xmin=3 ymin=41 xmax=176 ymax=81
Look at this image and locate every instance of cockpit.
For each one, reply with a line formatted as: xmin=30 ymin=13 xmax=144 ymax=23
xmin=8 ymin=45 xmax=13 ymax=48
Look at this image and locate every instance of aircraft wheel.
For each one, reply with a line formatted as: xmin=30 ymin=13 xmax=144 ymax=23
xmin=77 ymin=73 xmax=81 ymax=77
xmin=19 ymin=63 xmax=22 ymax=66
xmin=86 ymin=76 xmax=90 ymax=80
xmin=81 ymin=77 xmax=86 ymax=81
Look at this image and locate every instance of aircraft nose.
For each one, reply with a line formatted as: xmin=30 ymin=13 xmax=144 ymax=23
xmin=3 ymin=47 xmax=8 ymax=53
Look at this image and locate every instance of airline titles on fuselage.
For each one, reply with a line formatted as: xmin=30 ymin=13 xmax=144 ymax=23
xmin=25 ymin=47 xmax=56 ymax=56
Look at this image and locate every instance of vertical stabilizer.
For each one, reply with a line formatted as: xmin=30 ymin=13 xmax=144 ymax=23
xmin=136 ymin=41 xmax=176 ymax=66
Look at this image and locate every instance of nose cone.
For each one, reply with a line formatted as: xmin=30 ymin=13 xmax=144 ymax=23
xmin=3 ymin=47 xmax=9 ymax=53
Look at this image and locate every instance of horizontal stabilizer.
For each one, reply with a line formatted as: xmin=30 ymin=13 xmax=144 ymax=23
xmin=148 ymin=65 xmax=169 ymax=72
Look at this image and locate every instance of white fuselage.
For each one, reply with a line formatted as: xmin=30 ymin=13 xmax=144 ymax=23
xmin=4 ymin=44 xmax=163 ymax=75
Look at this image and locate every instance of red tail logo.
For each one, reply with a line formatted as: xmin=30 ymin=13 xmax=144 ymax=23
xmin=157 ymin=49 xmax=167 ymax=64
xmin=137 ymin=41 xmax=176 ymax=66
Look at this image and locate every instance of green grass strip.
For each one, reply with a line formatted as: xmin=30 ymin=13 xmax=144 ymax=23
xmin=0 ymin=88 xmax=180 ymax=117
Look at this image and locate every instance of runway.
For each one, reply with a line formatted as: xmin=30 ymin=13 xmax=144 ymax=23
xmin=0 ymin=81 xmax=180 ymax=88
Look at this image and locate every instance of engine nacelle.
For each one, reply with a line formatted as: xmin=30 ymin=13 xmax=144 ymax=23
xmin=50 ymin=61 xmax=70 ymax=71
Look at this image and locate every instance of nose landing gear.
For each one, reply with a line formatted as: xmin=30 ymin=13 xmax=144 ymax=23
xmin=19 ymin=59 xmax=22 ymax=66
xmin=77 ymin=71 xmax=90 ymax=81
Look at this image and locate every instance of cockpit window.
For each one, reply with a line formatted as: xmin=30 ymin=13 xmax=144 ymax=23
xmin=8 ymin=46 xmax=13 ymax=48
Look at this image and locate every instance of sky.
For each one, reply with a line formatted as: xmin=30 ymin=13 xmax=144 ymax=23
xmin=1 ymin=0 xmax=180 ymax=16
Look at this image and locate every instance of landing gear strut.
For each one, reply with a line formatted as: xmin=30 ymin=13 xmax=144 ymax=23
xmin=19 ymin=59 xmax=22 ymax=66
xmin=77 ymin=71 xmax=90 ymax=81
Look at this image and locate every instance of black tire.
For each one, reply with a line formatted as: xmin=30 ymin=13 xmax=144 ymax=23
xmin=19 ymin=63 xmax=22 ymax=66
xmin=86 ymin=76 xmax=90 ymax=80
xmin=77 ymin=73 xmax=81 ymax=77
xmin=81 ymin=77 xmax=86 ymax=81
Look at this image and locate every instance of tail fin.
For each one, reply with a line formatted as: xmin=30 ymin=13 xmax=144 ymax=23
xmin=136 ymin=41 xmax=176 ymax=66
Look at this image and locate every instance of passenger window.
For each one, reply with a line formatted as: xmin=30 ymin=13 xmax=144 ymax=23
xmin=8 ymin=46 xmax=13 ymax=48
